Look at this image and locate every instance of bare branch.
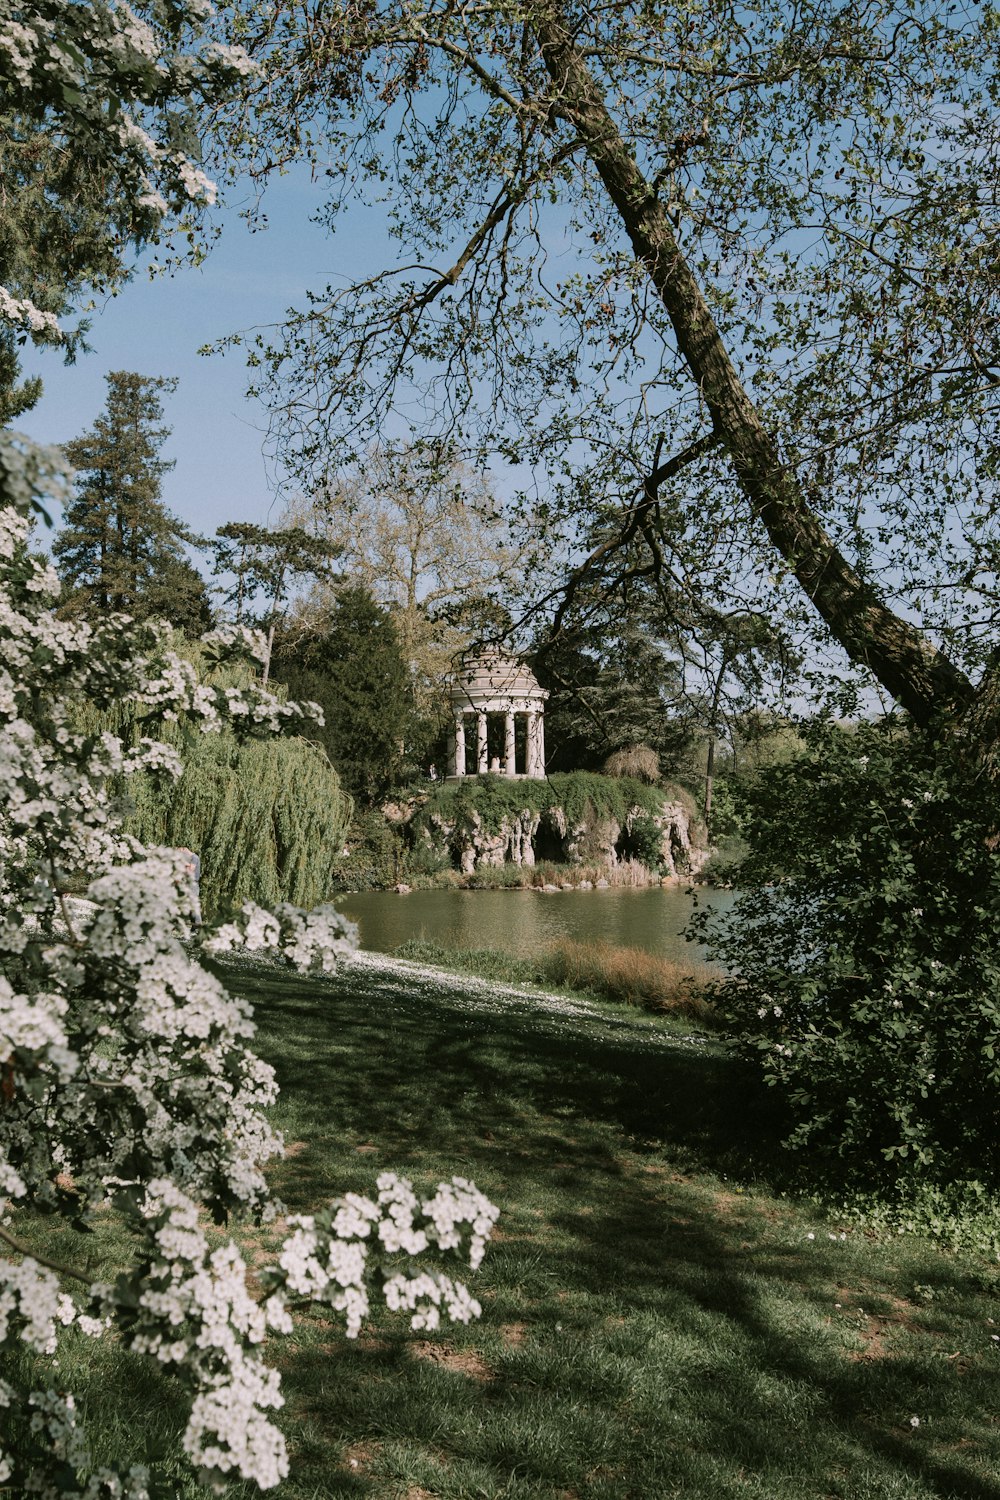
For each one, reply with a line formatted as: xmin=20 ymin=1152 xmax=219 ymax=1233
xmin=0 ymin=1223 xmax=92 ymax=1286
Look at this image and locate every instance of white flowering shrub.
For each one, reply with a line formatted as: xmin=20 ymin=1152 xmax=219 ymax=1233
xmin=0 ymin=0 xmax=258 ymax=342
xmin=0 ymin=448 xmax=498 ymax=1495
xmin=0 ymin=8 xmax=498 ymax=1488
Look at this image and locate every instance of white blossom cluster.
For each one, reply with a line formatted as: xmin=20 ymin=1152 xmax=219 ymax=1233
xmin=0 ymin=444 xmax=498 ymax=1494
xmin=0 ymin=284 xmax=61 ymax=337
xmin=0 ymin=1 xmax=259 ymax=341
xmin=0 ymin=1259 xmax=151 ymax=1493
xmin=205 ymin=900 xmax=359 ymax=973
xmin=262 ymin=1174 xmax=500 ymax=1340
xmin=382 ymin=1270 xmax=483 ymax=1333
xmin=92 ymin=1180 xmax=292 ymax=1491
xmin=0 ymin=1255 xmax=74 ymax=1356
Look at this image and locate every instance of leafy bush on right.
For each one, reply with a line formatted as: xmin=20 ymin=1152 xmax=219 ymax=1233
xmin=700 ymin=719 xmax=1000 ymax=1187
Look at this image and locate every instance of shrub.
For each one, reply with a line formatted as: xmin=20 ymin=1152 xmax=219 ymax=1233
xmin=329 ymin=807 xmax=410 ymax=890
xmin=697 ymin=718 xmax=1000 ymax=1187
xmin=699 ymin=835 xmax=748 ymax=886
xmin=603 ymin=744 xmax=660 ymax=783
xmin=406 ymin=842 xmax=454 ymax=880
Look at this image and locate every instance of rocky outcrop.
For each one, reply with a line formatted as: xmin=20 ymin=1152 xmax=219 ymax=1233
xmin=655 ymin=800 xmax=707 ymax=881
xmin=545 ymin=805 xmax=616 ymax=864
xmin=416 ymin=797 xmax=706 ymax=881
xmin=417 ymin=805 xmax=542 ymax=874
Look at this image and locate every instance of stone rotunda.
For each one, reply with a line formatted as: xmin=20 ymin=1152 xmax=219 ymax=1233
xmin=447 ymin=651 xmax=549 ymax=779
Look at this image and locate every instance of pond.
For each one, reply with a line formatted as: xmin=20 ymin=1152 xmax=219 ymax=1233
xmin=335 ymin=885 xmax=735 ymax=965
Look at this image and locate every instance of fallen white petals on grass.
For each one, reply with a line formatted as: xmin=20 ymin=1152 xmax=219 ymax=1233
xmin=341 ymin=950 xmax=715 ymax=1055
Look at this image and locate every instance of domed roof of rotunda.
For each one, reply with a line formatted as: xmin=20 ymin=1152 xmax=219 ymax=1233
xmin=447 ymin=651 xmax=548 ymax=711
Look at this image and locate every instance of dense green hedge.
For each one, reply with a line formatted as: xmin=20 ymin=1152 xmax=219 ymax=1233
xmin=697 ymin=719 xmax=1000 ymax=1189
xmin=412 ymin=770 xmax=693 ymax=838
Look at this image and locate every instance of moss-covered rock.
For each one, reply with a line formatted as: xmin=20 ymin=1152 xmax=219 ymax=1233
xmin=410 ymin=772 xmax=706 ymax=879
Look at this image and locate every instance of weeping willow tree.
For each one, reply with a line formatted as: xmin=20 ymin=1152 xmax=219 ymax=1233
xmin=78 ymin=650 xmax=353 ymax=921
xmin=127 ymin=730 xmax=352 ymax=921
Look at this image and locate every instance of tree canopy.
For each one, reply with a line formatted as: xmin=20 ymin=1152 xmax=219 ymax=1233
xmin=299 ymin=443 xmax=524 ymax=706
xmin=534 ymin=609 xmax=693 ymax=777
xmin=225 ymin=0 xmax=1000 ymax=742
xmin=93 ymin=658 xmax=354 ymax=921
xmin=211 ymin=518 xmax=340 ymax=679
xmin=0 ymin=1 xmax=256 ymax=416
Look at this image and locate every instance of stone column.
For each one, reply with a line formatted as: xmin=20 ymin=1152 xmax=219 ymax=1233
xmin=536 ymin=712 xmax=545 ymax=777
xmin=452 ymin=713 xmax=466 ymax=777
xmin=504 ymin=712 xmax=516 ymax=776
xmin=476 ymin=711 xmax=489 ymax=773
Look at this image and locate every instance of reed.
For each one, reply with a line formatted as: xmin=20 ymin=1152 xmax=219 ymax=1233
xmin=544 ymin=938 xmax=715 ymax=1021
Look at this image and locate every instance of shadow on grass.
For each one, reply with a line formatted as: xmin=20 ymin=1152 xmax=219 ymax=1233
xmin=539 ymin=1177 xmax=1000 ymax=1500
xmin=232 ymin=962 xmax=780 ymax=1191
xmin=221 ymin=963 xmax=1000 ymax=1500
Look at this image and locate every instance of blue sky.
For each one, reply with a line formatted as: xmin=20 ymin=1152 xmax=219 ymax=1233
xmin=19 ymin=167 xmax=371 ymax=543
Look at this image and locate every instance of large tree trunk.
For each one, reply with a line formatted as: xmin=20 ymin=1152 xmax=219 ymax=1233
xmin=534 ymin=11 xmax=973 ymax=727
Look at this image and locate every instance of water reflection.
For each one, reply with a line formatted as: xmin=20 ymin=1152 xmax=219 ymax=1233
xmin=336 ymin=886 xmax=734 ymax=963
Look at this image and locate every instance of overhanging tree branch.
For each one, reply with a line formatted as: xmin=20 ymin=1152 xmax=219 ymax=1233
xmin=532 ymin=4 xmax=974 ymax=725
xmin=532 ymin=430 xmax=720 ymax=645
xmin=410 ymin=138 xmax=582 ymax=312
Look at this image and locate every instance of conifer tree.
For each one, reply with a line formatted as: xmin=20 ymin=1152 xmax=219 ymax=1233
xmin=273 ymin=585 xmax=414 ymax=803
xmin=54 ymin=371 xmax=210 ymax=634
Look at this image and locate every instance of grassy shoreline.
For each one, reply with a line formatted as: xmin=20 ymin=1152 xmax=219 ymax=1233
xmin=390 ymin=937 xmax=717 ymax=1023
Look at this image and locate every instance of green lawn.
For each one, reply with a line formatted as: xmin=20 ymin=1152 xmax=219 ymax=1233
xmin=14 ymin=953 xmax=1000 ymax=1498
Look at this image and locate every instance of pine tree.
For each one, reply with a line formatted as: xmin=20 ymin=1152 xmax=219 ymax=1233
xmin=210 ymin=520 xmax=340 ymax=681
xmin=54 ymin=371 xmax=209 ymax=634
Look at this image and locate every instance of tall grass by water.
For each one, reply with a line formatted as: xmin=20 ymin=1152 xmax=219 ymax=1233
xmin=546 ymin=938 xmax=715 ymax=1020
xmin=396 ymin=936 xmax=716 ymax=1022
